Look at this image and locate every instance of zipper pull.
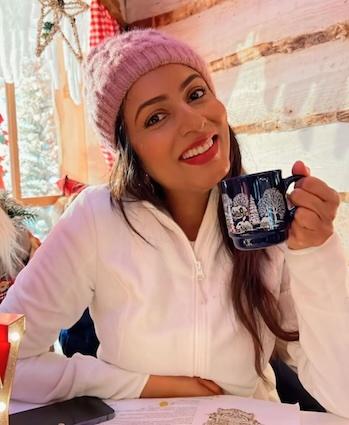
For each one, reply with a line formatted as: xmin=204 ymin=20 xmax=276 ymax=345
xmin=196 ymin=261 xmax=207 ymax=303
xmin=196 ymin=261 xmax=205 ymax=281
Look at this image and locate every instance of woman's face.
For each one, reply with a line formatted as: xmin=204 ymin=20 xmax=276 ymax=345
xmin=123 ymin=64 xmax=231 ymax=196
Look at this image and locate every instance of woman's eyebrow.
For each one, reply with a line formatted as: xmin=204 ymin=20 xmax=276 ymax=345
xmin=135 ymin=95 xmax=167 ymax=123
xmin=179 ymin=73 xmax=201 ymax=91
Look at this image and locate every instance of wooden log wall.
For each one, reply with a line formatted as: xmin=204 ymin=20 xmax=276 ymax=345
xmin=117 ymin=0 xmax=349 ymax=259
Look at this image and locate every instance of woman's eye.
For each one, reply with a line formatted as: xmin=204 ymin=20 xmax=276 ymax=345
xmin=189 ymin=87 xmax=206 ymax=101
xmin=145 ymin=112 xmax=166 ymax=127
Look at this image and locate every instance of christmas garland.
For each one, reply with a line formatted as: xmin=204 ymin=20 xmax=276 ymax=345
xmin=0 ymin=191 xmax=37 ymax=226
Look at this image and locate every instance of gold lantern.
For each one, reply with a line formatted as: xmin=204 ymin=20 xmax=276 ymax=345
xmin=0 ymin=314 xmax=25 ymax=425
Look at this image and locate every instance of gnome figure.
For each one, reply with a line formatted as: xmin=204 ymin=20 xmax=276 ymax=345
xmin=0 ymin=192 xmax=40 ymax=302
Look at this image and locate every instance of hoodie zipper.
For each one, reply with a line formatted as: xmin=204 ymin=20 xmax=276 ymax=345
xmin=195 ymin=260 xmax=207 ymax=303
xmin=193 ymin=258 xmax=208 ymax=377
xmin=141 ymin=197 xmax=216 ymax=378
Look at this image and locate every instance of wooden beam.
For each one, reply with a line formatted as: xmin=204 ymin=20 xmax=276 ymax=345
xmin=154 ymin=0 xmax=349 ymax=64
xmin=209 ymin=21 xmax=349 ymax=72
xmin=233 ymin=109 xmax=349 ymax=135
xmin=99 ymin=0 xmax=126 ymax=26
xmin=213 ymin=38 xmax=349 ymax=132
xmin=340 ymin=193 xmax=349 ymax=203
xmin=238 ymin=124 xmax=349 ymax=193
xmin=129 ymin=0 xmax=226 ymax=27
xmin=5 ymin=83 xmax=21 ymax=199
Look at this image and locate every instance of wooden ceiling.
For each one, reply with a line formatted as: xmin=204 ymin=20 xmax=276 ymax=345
xmin=97 ymin=0 xmax=222 ymax=27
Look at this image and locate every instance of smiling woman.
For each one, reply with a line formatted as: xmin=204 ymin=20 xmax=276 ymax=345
xmin=0 ymin=28 xmax=348 ymax=419
xmin=122 ymin=64 xmax=230 ymax=203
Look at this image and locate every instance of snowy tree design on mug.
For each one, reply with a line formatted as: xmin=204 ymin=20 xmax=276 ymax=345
xmin=258 ymin=188 xmax=286 ymax=229
xmin=229 ymin=188 xmax=288 ymax=234
xmin=231 ymin=193 xmax=252 ymax=234
xmin=220 ymin=170 xmax=302 ymax=250
xmin=222 ymin=193 xmax=235 ymax=234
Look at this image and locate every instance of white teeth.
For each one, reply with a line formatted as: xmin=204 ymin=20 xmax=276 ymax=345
xmin=182 ymin=137 xmax=214 ymax=160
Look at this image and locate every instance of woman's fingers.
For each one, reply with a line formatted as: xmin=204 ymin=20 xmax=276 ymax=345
xmin=287 ymin=175 xmax=339 ymax=250
xmin=293 ymin=206 xmax=323 ymax=231
xmin=295 ymin=176 xmax=340 ymax=208
xmin=288 ymin=222 xmax=333 ymax=249
xmin=140 ymin=375 xmax=223 ymax=398
xmin=197 ymin=377 xmax=224 ymax=395
xmin=289 ymin=188 xmax=323 ymax=221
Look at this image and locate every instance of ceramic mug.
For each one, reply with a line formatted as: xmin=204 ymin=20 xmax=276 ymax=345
xmin=220 ymin=170 xmax=302 ymax=250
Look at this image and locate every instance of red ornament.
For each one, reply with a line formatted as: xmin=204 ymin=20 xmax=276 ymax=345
xmin=0 ymin=314 xmax=24 ymax=384
xmin=0 ymin=313 xmax=25 ymax=424
xmin=0 ymin=324 xmax=10 ymax=382
xmin=56 ymin=175 xmax=87 ymax=196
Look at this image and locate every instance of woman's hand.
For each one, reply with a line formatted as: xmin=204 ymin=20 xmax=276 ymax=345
xmin=28 ymin=231 xmax=41 ymax=259
xmin=287 ymin=161 xmax=340 ymax=250
xmin=140 ymin=375 xmax=223 ymax=398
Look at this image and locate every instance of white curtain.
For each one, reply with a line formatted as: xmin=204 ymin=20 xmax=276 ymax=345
xmin=0 ymin=0 xmax=91 ymax=105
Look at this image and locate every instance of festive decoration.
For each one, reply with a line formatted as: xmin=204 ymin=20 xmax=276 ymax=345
xmin=0 ymin=166 xmax=5 ymax=191
xmin=36 ymin=0 xmax=89 ymax=62
xmin=0 ymin=191 xmax=36 ymax=224
xmin=0 ymin=2 xmax=90 ymax=103
xmin=0 ymin=116 xmax=8 ymax=147
xmin=0 ymin=313 xmax=25 ymax=425
xmin=56 ymin=175 xmax=86 ymax=196
xmin=0 ymin=115 xmax=8 ymax=191
xmin=204 ymin=407 xmax=262 ymax=425
xmin=14 ymin=59 xmax=60 ymax=198
xmin=0 ymin=191 xmax=39 ymax=303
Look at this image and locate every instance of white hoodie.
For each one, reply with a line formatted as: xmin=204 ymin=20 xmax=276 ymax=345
xmin=1 ymin=185 xmax=348 ymax=417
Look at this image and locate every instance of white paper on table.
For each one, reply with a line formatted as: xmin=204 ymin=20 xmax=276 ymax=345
xmin=106 ymin=395 xmax=301 ymax=425
xmin=106 ymin=397 xmax=202 ymax=424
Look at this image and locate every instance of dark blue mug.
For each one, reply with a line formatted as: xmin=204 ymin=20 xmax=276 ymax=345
xmin=220 ymin=170 xmax=302 ymax=250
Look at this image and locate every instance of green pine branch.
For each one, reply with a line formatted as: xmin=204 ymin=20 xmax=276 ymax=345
xmin=0 ymin=191 xmax=37 ymax=224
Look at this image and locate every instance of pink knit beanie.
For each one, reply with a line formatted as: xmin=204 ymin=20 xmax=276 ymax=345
xmin=84 ymin=28 xmax=215 ymax=152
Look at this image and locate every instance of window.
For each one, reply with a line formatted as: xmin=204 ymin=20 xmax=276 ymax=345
xmin=0 ymin=58 xmax=61 ymax=239
xmin=0 ymin=82 xmax=10 ymax=190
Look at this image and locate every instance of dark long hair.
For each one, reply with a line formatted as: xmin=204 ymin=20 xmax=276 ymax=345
xmin=109 ymin=122 xmax=299 ymax=378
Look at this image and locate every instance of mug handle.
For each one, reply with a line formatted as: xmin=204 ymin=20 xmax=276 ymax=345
xmin=282 ymin=174 xmax=303 ymax=219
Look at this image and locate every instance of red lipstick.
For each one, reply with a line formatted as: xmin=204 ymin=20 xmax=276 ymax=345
xmin=180 ymin=135 xmax=219 ymax=166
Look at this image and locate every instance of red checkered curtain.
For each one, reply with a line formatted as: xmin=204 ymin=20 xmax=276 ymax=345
xmin=89 ymin=0 xmax=120 ymax=49
xmin=89 ymin=0 xmax=120 ymax=170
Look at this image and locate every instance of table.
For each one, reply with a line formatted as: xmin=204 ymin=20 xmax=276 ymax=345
xmin=301 ymin=411 xmax=349 ymax=425
xmin=10 ymin=399 xmax=349 ymax=425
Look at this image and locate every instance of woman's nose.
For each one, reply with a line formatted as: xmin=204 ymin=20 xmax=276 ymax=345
xmin=177 ymin=104 xmax=207 ymax=136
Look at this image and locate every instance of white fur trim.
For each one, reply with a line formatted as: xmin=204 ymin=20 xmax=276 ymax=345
xmin=0 ymin=208 xmax=22 ymax=277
